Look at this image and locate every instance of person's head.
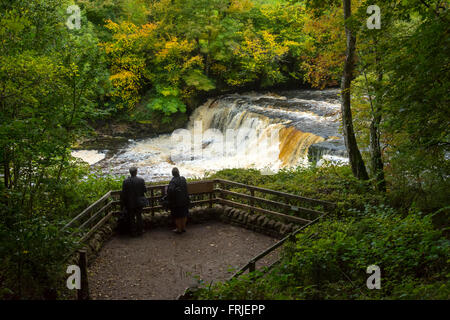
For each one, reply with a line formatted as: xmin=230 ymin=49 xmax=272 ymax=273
xmin=172 ymin=167 xmax=180 ymax=177
xmin=129 ymin=167 xmax=138 ymax=177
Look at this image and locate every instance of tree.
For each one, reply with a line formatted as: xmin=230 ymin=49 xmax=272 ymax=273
xmin=340 ymin=0 xmax=369 ymax=180
xmin=301 ymin=4 xmax=346 ymax=88
xmin=303 ymin=0 xmax=369 ymax=180
xmin=352 ymin=1 xmax=392 ymax=191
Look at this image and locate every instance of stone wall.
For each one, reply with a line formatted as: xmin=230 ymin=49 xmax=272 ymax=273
xmin=140 ymin=204 xmax=298 ymax=239
xmin=65 ymin=217 xmax=118 ymax=269
xmin=62 ymin=217 xmax=118 ymax=300
xmin=216 ymin=205 xmax=297 ymax=239
xmin=85 ymin=217 xmax=118 ymax=264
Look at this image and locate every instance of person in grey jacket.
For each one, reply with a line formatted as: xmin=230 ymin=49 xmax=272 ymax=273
xmin=167 ymin=167 xmax=190 ymax=234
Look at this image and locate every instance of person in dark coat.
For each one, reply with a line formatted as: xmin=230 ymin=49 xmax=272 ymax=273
xmin=167 ymin=167 xmax=190 ymax=234
xmin=120 ymin=167 xmax=147 ymax=236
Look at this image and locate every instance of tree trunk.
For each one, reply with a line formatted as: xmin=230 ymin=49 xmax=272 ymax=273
xmin=369 ymin=51 xmax=386 ymax=191
xmin=369 ymin=114 xmax=385 ymax=189
xmin=3 ymin=151 xmax=10 ymax=189
xmin=341 ymin=0 xmax=369 ymax=180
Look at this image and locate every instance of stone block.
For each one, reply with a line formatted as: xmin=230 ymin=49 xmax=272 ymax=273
xmin=247 ymin=214 xmax=257 ymax=225
xmin=256 ymin=215 xmax=265 ymax=226
xmin=261 ymin=217 xmax=270 ymax=228
xmin=236 ymin=210 xmax=245 ymax=222
xmin=274 ymin=222 xmax=283 ymax=232
xmin=242 ymin=212 xmax=249 ymax=224
xmin=230 ymin=208 xmax=240 ymax=219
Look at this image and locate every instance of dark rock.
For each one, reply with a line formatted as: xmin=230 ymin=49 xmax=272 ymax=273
xmin=230 ymin=208 xmax=240 ymax=219
xmin=256 ymin=215 xmax=265 ymax=226
xmin=308 ymin=139 xmax=347 ymax=163
xmin=247 ymin=214 xmax=257 ymax=225
xmin=261 ymin=217 xmax=270 ymax=228
xmin=237 ymin=210 xmax=246 ymax=222
xmin=274 ymin=222 xmax=283 ymax=232
xmin=225 ymin=206 xmax=234 ymax=216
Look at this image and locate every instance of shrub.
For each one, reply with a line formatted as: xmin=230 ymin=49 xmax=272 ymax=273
xmin=210 ymin=165 xmax=386 ymax=216
xmin=0 ymin=214 xmax=79 ymax=299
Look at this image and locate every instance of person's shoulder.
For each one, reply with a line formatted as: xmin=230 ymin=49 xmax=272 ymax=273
xmin=168 ymin=177 xmax=177 ymax=188
xmin=137 ymin=176 xmax=145 ymax=183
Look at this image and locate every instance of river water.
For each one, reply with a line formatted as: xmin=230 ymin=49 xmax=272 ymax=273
xmin=72 ymin=89 xmax=348 ymax=181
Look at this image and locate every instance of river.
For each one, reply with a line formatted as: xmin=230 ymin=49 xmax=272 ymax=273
xmin=72 ymin=89 xmax=348 ymax=181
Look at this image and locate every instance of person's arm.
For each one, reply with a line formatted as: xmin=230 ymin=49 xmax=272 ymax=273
xmin=167 ymin=181 xmax=175 ymax=205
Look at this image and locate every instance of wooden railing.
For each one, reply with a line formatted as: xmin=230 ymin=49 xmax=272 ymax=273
xmin=228 ymin=212 xmax=328 ymax=280
xmin=62 ymin=191 xmax=114 ymax=242
xmin=214 ymin=179 xmax=334 ymax=225
xmin=64 ymin=178 xmax=335 ymax=246
xmin=212 ymin=179 xmax=335 ymax=280
xmin=64 ymin=178 xmax=335 ymax=287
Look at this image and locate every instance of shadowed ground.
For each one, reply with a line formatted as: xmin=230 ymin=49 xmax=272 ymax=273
xmin=88 ymin=221 xmax=280 ymax=300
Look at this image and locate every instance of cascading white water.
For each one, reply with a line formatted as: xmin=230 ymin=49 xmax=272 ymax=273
xmin=73 ymin=89 xmax=348 ymax=181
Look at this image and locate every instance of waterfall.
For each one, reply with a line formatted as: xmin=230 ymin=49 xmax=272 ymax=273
xmin=278 ymin=127 xmax=324 ymax=166
xmin=75 ymin=89 xmax=348 ymax=181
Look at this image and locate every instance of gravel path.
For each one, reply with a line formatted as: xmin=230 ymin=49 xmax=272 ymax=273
xmin=88 ymin=221 xmax=280 ymax=300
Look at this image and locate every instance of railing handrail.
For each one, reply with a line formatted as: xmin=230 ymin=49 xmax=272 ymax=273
xmin=215 ymin=188 xmax=325 ymax=216
xmin=65 ymin=179 xmax=335 ymax=255
xmin=214 ymin=178 xmax=335 ymax=209
xmin=62 ymin=191 xmax=111 ymax=231
xmin=230 ymin=211 xmax=328 ymax=280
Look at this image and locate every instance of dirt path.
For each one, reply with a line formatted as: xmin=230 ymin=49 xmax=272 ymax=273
xmin=88 ymin=221 xmax=280 ymax=300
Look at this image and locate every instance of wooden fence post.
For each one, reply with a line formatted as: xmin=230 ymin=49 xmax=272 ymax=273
xmin=150 ymin=188 xmax=154 ymax=216
xmin=249 ymin=260 xmax=256 ymax=273
xmin=219 ymin=181 xmax=225 ymax=202
xmin=209 ymin=191 xmax=213 ymax=208
xmin=250 ymin=189 xmax=255 ymax=215
xmin=77 ymin=249 xmax=89 ymax=300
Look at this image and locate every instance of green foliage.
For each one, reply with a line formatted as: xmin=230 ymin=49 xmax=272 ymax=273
xmin=0 ymin=213 xmax=79 ymax=299
xmin=0 ymin=0 xmax=117 ymax=299
xmin=147 ymin=95 xmax=186 ymax=118
xmin=101 ymin=0 xmax=336 ymax=114
xmin=209 ymin=165 xmax=385 ymax=216
xmin=0 ymin=163 xmax=122 ymax=299
xmin=350 ymin=0 xmax=450 ymax=210
xmin=183 ymin=70 xmax=216 ymax=91
xmin=195 ymin=205 xmax=450 ymax=300
xmin=1 ymin=0 xmax=448 ymax=300
xmin=195 ymin=271 xmax=292 ymax=300
xmin=51 ymin=164 xmax=123 ymax=217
